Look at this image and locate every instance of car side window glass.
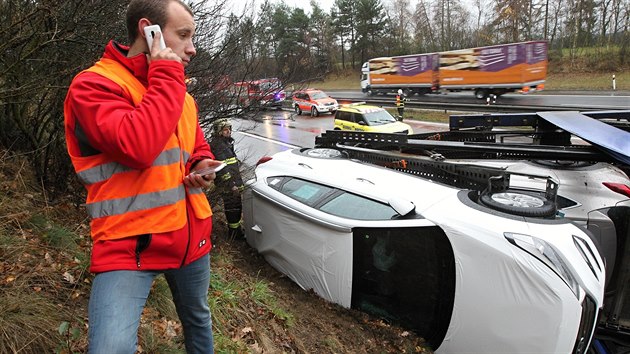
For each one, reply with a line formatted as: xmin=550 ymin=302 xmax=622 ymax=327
xmin=337 ymin=111 xmax=351 ymax=122
xmin=267 ymin=176 xmax=398 ymax=220
xmin=273 ymin=177 xmax=335 ymax=207
xmin=320 ymin=193 xmax=398 ymax=220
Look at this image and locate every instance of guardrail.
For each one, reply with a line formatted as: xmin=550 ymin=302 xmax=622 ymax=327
xmin=336 ymin=97 xmax=588 ymax=113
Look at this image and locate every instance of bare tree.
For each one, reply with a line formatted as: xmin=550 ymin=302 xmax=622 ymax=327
xmin=387 ymin=0 xmax=413 ymax=54
xmin=0 ymin=0 xmax=128 ymax=194
xmin=411 ymin=0 xmax=437 ymax=51
xmin=428 ymin=0 xmax=472 ymax=49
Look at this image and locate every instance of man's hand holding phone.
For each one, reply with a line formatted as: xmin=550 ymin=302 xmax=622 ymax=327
xmin=184 ymin=159 xmax=225 ymax=189
xmin=143 ymin=24 xmax=181 ymax=64
xmin=193 ymin=163 xmax=227 ymax=177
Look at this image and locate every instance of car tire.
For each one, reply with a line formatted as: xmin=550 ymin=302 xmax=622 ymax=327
xmin=295 ymin=105 xmax=302 ymax=115
xmin=311 ymin=107 xmax=319 ymax=117
xmin=474 ymin=89 xmax=488 ymax=99
xmin=330 ymin=110 xmax=336 ymax=115
xmin=479 ymin=190 xmax=556 ymax=218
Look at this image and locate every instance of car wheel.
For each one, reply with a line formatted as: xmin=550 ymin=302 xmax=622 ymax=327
xmin=479 ymin=189 xmax=556 ymax=218
xmin=295 ymin=105 xmax=302 ymax=115
xmin=311 ymin=107 xmax=319 ymax=117
xmin=474 ymin=89 xmax=488 ymax=99
xmin=330 ymin=110 xmax=336 ymax=115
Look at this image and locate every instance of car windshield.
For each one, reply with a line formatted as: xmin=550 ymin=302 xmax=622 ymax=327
xmin=363 ymin=109 xmax=397 ymax=125
xmin=311 ymin=91 xmax=329 ymax=100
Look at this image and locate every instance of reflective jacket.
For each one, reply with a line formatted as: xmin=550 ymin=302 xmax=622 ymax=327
xmin=396 ymin=94 xmax=405 ymax=108
xmin=209 ymin=135 xmax=243 ymax=193
xmin=64 ymin=41 xmax=213 ymax=272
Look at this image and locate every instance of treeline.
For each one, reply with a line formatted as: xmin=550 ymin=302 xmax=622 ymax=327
xmin=234 ymin=0 xmax=630 ymax=77
xmin=0 ymin=0 xmax=628 ymax=195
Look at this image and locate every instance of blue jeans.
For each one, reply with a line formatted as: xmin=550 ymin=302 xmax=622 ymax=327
xmin=88 ymin=254 xmax=213 ymax=354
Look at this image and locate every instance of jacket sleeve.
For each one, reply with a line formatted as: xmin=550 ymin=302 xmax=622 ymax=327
xmin=187 ymin=123 xmax=215 ymax=172
xmin=66 ymin=60 xmax=187 ymax=169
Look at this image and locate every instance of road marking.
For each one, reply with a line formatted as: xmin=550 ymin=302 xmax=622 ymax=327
xmin=237 ymin=131 xmax=301 ymax=149
xmin=541 ymin=94 xmax=630 ymax=98
xmin=559 ymin=104 xmax=630 ymax=109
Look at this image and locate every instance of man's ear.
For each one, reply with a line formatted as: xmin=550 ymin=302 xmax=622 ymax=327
xmin=138 ymin=18 xmax=152 ymax=40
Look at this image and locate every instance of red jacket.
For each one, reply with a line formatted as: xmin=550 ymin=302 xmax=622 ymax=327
xmin=65 ymin=41 xmax=213 ymax=273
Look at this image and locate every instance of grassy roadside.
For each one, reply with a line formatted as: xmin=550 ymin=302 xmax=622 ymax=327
xmin=0 ymin=152 xmax=296 ymax=353
xmin=0 ymin=150 xmax=429 ymax=354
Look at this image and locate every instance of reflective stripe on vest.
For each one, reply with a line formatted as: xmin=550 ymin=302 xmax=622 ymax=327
xmin=65 ymin=58 xmax=211 ymax=241
xmin=396 ymin=95 xmax=404 ymax=107
xmin=77 ymin=147 xmax=183 ymax=185
xmin=223 ymin=157 xmax=238 ymax=165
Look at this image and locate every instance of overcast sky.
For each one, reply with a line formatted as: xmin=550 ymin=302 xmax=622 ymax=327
xmin=230 ymin=0 xmax=335 ymax=14
xmin=280 ymin=0 xmax=334 ymax=12
xmin=228 ymin=0 xmax=477 ymax=16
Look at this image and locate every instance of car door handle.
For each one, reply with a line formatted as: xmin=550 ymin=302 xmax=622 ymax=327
xmin=251 ymin=225 xmax=262 ymax=233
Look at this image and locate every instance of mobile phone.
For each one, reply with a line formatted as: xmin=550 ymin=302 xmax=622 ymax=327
xmin=144 ymin=24 xmax=166 ymax=50
xmin=194 ymin=163 xmax=227 ymax=177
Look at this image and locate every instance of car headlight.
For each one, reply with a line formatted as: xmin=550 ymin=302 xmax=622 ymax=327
xmin=504 ymin=232 xmax=580 ymax=298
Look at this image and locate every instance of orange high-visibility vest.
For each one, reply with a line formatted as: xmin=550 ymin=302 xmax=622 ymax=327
xmin=396 ymin=94 xmax=405 ymax=108
xmin=65 ymin=58 xmax=211 ymax=242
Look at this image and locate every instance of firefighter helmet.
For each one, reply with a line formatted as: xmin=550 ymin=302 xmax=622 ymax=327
xmin=212 ymin=118 xmax=232 ymax=136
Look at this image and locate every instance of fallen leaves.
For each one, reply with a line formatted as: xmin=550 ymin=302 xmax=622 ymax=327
xmin=62 ymin=271 xmax=76 ymax=284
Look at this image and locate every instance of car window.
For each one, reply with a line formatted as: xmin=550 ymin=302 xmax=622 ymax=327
xmin=320 ymin=193 xmax=398 ymax=219
xmin=270 ymin=177 xmax=335 ymax=207
xmin=336 ymin=111 xmax=352 ymax=122
xmin=311 ymin=91 xmax=328 ymax=100
xmin=363 ymin=109 xmax=397 ymax=126
xmin=268 ymin=176 xmax=398 ymax=220
xmin=352 ymin=113 xmax=367 ymax=125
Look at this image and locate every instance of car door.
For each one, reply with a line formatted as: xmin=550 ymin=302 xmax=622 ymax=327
xmin=298 ymin=93 xmax=310 ymax=111
xmin=303 ymin=93 xmax=315 ymax=111
xmin=244 ymin=181 xmax=355 ymax=307
xmin=335 ymin=111 xmax=355 ymax=130
xmin=353 ymin=113 xmax=369 ymax=131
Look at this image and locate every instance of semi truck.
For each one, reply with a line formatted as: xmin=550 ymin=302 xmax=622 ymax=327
xmin=360 ymin=41 xmax=547 ymax=99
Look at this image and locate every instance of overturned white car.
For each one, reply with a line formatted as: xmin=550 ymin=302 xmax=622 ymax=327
xmin=243 ymin=145 xmax=606 ymax=353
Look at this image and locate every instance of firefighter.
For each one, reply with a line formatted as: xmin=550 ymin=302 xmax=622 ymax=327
xmin=395 ymin=89 xmax=406 ymax=121
xmin=210 ymin=118 xmax=245 ymax=240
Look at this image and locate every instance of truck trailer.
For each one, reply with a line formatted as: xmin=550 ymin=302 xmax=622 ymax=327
xmin=360 ymin=41 xmax=548 ymax=99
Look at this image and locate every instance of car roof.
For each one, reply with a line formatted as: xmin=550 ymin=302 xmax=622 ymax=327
xmin=294 ymin=89 xmax=324 ymax=94
xmin=337 ymin=103 xmax=384 ymax=114
xmin=256 ymin=148 xmax=459 ymax=212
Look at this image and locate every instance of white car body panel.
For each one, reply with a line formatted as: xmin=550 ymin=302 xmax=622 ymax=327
xmin=243 ymin=148 xmax=606 ymax=353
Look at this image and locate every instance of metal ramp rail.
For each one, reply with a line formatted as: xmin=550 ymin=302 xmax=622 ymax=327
xmin=315 ymin=129 xmax=614 ymax=162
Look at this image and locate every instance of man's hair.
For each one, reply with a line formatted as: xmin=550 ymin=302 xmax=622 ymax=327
xmin=126 ymin=0 xmax=193 ymax=43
